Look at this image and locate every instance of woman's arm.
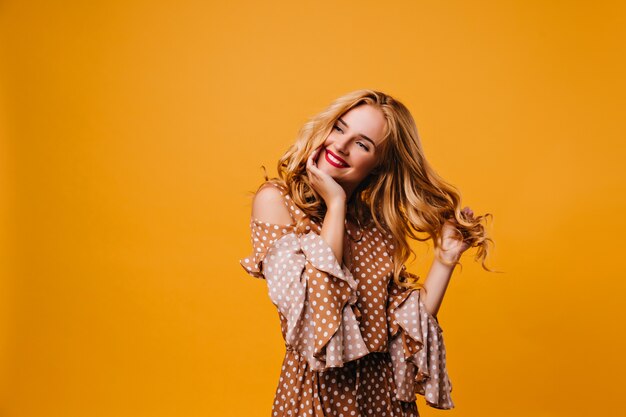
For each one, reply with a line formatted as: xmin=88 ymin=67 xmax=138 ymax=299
xmin=320 ymin=201 xmax=346 ymax=267
xmin=421 ymin=255 xmax=457 ymax=318
xmin=306 ymin=146 xmax=348 ymax=266
xmin=421 ymin=207 xmax=476 ymax=317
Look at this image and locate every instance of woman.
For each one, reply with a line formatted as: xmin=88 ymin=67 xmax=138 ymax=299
xmin=240 ymin=89 xmax=493 ymax=416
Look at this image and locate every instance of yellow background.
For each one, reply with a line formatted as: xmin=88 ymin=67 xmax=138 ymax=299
xmin=1 ymin=1 xmax=625 ymax=416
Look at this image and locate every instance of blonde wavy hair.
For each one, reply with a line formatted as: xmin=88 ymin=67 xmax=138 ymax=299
xmin=257 ymin=89 xmax=497 ymax=291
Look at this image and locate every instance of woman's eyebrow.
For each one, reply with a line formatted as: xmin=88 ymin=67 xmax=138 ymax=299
xmin=337 ymin=118 xmax=377 ymax=148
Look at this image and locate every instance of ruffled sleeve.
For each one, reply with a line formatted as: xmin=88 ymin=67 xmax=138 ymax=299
xmin=240 ymin=219 xmax=370 ymax=370
xmin=239 ymin=219 xmax=295 ymax=279
xmin=387 ymin=270 xmax=455 ymax=409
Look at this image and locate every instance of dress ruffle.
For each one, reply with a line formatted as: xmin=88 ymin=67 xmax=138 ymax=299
xmin=239 ymin=218 xmax=296 ymax=279
xmin=240 ymin=220 xmax=370 ymax=371
xmin=387 ymin=283 xmax=455 ymax=409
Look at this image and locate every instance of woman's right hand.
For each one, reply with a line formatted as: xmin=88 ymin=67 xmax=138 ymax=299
xmin=306 ymin=146 xmax=346 ymax=209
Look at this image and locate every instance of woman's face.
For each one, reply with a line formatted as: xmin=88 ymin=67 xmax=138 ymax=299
xmin=316 ymin=104 xmax=387 ymax=196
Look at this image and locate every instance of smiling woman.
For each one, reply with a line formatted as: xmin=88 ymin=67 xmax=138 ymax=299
xmin=313 ymin=104 xmax=386 ymax=198
xmin=240 ymin=89 xmax=495 ymax=416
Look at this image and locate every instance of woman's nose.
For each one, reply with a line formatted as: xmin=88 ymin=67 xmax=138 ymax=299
xmin=334 ymin=137 xmax=350 ymax=154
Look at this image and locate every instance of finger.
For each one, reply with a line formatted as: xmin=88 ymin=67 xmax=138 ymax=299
xmin=312 ymin=147 xmax=321 ymax=167
xmin=307 ymin=146 xmax=321 ymax=170
xmin=307 ymin=154 xmax=320 ymax=177
xmin=307 ymin=160 xmax=319 ymax=176
xmin=308 ymin=156 xmax=323 ymax=176
xmin=306 ymin=154 xmax=314 ymax=175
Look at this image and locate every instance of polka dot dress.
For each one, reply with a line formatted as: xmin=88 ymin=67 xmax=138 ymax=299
xmin=240 ymin=182 xmax=455 ymax=416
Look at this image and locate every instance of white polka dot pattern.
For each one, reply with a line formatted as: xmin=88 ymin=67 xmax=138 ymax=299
xmin=387 ymin=285 xmax=455 ymax=409
xmin=239 ymin=181 xmax=456 ymax=415
xmin=243 ymin=221 xmax=370 ymax=370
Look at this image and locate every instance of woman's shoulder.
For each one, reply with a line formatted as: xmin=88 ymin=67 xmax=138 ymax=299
xmin=251 ymin=180 xmax=293 ymax=226
xmin=255 ymin=178 xmax=287 ymax=192
xmin=253 ymin=179 xmax=311 ymax=226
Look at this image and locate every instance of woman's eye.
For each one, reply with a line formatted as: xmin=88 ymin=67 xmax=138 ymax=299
xmin=357 ymin=142 xmax=369 ymax=151
xmin=333 ymin=125 xmax=368 ymax=151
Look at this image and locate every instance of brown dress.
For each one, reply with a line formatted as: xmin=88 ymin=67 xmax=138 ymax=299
xmin=240 ymin=182 xmax=454 ymax=416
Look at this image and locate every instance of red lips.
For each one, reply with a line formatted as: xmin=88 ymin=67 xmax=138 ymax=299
xmin=324 ymin=148 xmax=349 ymax=168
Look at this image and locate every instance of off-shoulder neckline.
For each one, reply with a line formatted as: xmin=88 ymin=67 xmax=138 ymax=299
xmin=250 ymin=216 xmax=379 ymax=234
xmin=250 ymin=217 xmax=297 ymax=228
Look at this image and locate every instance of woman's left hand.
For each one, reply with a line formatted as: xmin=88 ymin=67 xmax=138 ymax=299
xmin=437 ymin=207 xmax=475 ymax=263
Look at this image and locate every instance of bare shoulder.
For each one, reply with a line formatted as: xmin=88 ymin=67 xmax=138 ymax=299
xmin=251 ymin=183 xmax=293 ymax=225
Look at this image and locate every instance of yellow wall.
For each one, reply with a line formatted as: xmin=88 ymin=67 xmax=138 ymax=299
xmin=1 ymin=1 xmax=624 ymax=416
